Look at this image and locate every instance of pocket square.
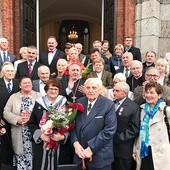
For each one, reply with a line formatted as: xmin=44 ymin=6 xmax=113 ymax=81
xmin=95 ymin=116 xmax=103 ymax=118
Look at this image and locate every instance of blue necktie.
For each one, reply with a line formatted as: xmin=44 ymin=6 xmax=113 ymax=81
xmin=3 ymin=52 xmax=6 ymax=63
xmin=7 ymin=82 xmax=11 ymax=93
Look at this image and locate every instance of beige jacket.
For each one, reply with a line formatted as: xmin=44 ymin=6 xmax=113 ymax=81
xmin=3 ymin=90 xmax=41 ymax=155
xmin=134 ymin=102 xmax=170 ymax=170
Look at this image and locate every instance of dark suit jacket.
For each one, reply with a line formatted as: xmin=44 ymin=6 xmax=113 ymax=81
xmin=0 ymin=78 xmax=20 ymax=165
xmin=39 ymin=49 xmax=65 ymax=74
xmin=116 ymin=66 xmax=132 ymax=78
xmin=71 ymin=95 xmax=117 ymax=169
xmin=16 ymin=61 xmax=41 ymax=80
xmin=127 ymin=75 xmax=145 ymax=91
xmin=0 ymin=52 xmax=16 ymax=70
xmin=124 ymin=46 xmax=141 ymax=61
xmin=113 ymin=97 xmax=140 ymax=159
xmin=87 ymin=70 xmax=113 ymax=89
xmin=142 ymin=62 xmax=155 ymax=75
xmin=86 ymin=54 xmax=111 ymax=72
xmin=60 ymin=75 xmax=85 ymax=102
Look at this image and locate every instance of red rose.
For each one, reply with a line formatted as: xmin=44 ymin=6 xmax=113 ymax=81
xmin=68 ymin=102 xmax=84 ymax=112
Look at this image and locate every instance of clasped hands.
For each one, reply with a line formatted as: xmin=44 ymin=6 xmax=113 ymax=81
xmin=0 ymin=120 xmax=6 ymax=135
xmin=73 ymin=141 xmax=93 ymax=159
xmin=40 ymin=132 xmax=65 ymax=142
xmin=17 ymin=110 xmax=31 ymax=125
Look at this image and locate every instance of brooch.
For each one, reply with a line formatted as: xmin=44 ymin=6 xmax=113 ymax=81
xmin=118 ymin=107 xmax=124 ymax=116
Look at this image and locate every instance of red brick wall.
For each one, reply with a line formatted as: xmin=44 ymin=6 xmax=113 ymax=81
xmin=1 ymin=0 xmax=20 ymax=58
xmin=116 ymin=0 xmax=135 ymax=45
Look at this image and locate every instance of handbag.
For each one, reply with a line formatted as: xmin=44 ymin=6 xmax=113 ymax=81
xmin=57 ymin=164 xmax=81 ymax=170
xmin=163 ymin=106 xmax=170 ymax=142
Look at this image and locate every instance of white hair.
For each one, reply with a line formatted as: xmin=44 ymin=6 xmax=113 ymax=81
xmin=130 ymin=60 xmax=143 ymax=69
xmin=113 ymin=73 xmax=126 ymax=83
xmin=19 ymin=46 xmax=28 ymax=54
xmin=84 ymin=78 xmax=103 ymax=88
xmin=115 ymin=82 xmax=130 ymax=93
xmin=38 ymin=65 xmax=50 ymax=74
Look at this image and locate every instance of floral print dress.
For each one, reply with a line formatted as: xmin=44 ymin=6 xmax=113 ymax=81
xmin=13 ymin=97 xmax=33 ymax=170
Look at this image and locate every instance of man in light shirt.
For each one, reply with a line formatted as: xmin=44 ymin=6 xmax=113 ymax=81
xmin=0 ymin=37 xmax=16 ymax=70
xmin=32 ymin=65 xmax=50 ymax=96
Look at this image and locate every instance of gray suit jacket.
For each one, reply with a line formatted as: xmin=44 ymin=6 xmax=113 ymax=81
xmin=71 ymin=95 xmax=117 ymax=169
xmin=32 ymin=79 xmax=40 ymax=92
xmin=0 ymin=52 xmax=16 ymax=70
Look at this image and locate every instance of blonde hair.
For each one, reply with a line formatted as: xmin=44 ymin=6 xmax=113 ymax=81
xmin=93 ymin=58 xmax=105 ymax=65
xmin=19 ymin=47 xmax=28 ymax=54
xmin=156 ymin=58 xmax=169 ymax=74
xmin=57 ymin=59 xmax=68 ymax=69
xmin=114 ymin=44 xmax=124 ymax=52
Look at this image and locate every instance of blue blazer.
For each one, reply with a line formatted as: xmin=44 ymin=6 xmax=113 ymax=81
xmin=71 ymin=95 xmax=117 ymax=169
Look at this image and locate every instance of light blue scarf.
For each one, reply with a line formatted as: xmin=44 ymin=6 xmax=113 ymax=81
xmin=140 ymin=99 xmax=163 ymax=158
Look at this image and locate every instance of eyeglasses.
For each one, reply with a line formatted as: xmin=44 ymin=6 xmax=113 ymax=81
xmin=146 ymin=74 xmax=159 ymax=78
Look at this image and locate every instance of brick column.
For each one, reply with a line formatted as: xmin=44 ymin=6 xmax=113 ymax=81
xmin=116 ymin=0 xmax=135 ymax=44
xmin=1 ymin=0 xmax=20 ymax=57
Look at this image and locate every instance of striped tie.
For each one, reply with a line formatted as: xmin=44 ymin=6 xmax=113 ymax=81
xmin=7 ymin=82 xmax=11 ymax=93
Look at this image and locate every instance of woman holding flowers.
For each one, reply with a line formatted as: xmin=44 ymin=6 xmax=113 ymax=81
xmin=3 ymin=76 xmax=41 ymax=170
xmin=28 ymin=79 xmax=74 ymax=170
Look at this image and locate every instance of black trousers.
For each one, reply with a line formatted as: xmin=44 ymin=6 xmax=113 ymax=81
xmin=78 ymin=164 xmax=112 ymax=170
xmin=141 ymin=146 xmax=154 ymax=170
xmin=112 ymin=157 xmax=132 ymax=170
xmin=0 ymin=164 xmax=16 ymax=170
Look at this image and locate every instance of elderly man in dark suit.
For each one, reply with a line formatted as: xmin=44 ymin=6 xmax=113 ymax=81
xmin=112 ymin=82 xmax=140 ymax=170
xmin=32 ymin=65 xmax=50 ymax=96
xmin=39 ymin=36 xmax=65 ymax=75
xmin=0 ymin=62 xmax=20 ymax=170
xmin=116 ymin=52 xmax=133 ymax=78
xmin=16 ymin=45 xmax=41 ymax=80
xmin=71 ymin=78 xmax=117 ymax=170
xmin=124 ymin=36 xmax=141 ymax=61
xmin=0 ymin=37 xmax=16 ymax=70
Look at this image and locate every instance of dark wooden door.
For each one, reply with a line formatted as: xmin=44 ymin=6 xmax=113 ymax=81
xmin=104 ymin=0 xmax=116 ymax=54
xmin=20 ymin=0 xmax=36 ymax=46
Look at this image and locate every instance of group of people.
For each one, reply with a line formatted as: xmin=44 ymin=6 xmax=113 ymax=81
xmin=0 ymin=35 xmax=169 ymax=170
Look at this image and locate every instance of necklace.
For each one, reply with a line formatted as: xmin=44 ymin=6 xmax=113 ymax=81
xmin=72 ymin=79 xmax=81 ymax=102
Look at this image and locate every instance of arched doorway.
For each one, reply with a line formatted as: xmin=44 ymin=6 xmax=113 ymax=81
xmin=59 ymin=20 xmax=90 ymax=54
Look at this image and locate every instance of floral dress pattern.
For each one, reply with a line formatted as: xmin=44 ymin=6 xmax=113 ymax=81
xmin=13 ymin=97 xmax=33 ymax=170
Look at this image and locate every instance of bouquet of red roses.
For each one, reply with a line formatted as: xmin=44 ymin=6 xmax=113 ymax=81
xmin=39 ymin=102 xmax=84 ymax=153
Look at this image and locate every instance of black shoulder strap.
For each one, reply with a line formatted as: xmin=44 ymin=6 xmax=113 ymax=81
xmin=163 ymin=106 xmax=170 ymax=142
